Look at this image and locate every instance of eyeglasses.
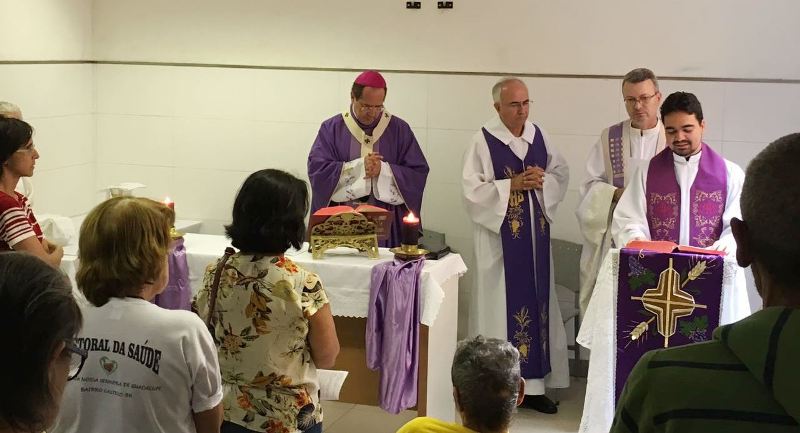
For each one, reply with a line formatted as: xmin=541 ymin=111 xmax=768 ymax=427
xmin=356 ymin=102 xmax=384 ymax=113
xmin=624 ymin=93 xmax=658 ymax=106
xmin=15 ymin=141 xmax=36 ymax=153
xmin=64 ymin=339 xmax=88 ymax=381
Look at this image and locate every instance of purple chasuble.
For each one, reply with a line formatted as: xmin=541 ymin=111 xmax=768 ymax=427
xmin=607 ymin=122 xmax=625 ymax=188
xmin=365 ymin=257 xmax=425 ymax=414
xmin=646 ymin=143 xmax=727 ymax=247
xmin=307 ymin=110 xmax=429 ymax=248
xmin=154 ymin=237 xmax=191 ymax=310
xmin=482 ymin=127 xmax=551 ymax=379
xmin=615 ymin=249 xmax=723 ymax=403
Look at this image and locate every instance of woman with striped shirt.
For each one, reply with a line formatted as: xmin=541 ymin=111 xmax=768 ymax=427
xmin=0 ymin=116 xmax=62 ymax=266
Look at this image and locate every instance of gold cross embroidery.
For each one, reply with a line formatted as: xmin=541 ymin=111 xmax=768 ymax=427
xmin=630 ymin=258 xmax=707 ymax=348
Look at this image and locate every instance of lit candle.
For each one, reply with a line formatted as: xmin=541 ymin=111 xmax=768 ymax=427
xmin=163 ymin=196 xmax=175 ymax=211
xmin=401 ymin=211 xmax=421 ymax=246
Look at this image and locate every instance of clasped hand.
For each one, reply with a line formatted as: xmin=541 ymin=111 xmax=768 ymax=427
xmin=364 ymin=152 xmax=383 ymax=179
xmin=510 ymin=166 xmax=544 ymax=191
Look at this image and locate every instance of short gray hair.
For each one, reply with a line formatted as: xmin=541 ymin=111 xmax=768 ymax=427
xmin=622 ymin=68 xmax=659 ymax=90
xmin=741 ymin=133 xmax=800 ymax=286
xmin=492 ymin=77 xmax=525 ymax=103
xmin=451 ymin=335 xmax=521 ymax=432
xmin=0 ymin=101 xmax=22 ymax=119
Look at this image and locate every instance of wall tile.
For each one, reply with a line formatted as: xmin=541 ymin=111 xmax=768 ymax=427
xmin=722 ymin=82 xmax=800 ymax=143
xmin=95 ymin=64 xmax=177 ymax=116
xmin=96 ymin=115 xmax=174 ymax=165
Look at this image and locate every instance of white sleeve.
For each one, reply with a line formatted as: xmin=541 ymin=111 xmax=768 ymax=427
xmin=579 ymin=137 xmax=609 ymax=200
xmin=536 ymin=129 xmax=569 ymax=222
xmin=372 ymin=161 xmax=405 ymax=205
xmin=330 ymin=158 xmax=371 ymax=202
xmin=612 ymin=165 xmax=651 ymax=247
xmin=711 ymin=161 xmax=745 ymax=252
xmin=462 ymin=134 xmax=511 ymax=234
xmin=184 ymin=316 xmax=223 ymax=412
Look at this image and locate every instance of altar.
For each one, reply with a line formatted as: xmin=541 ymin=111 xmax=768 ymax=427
xmin=576 ymin=248 xmax=752 ymax=433
xmin=60 ymin=232 xmax=467 ymax=421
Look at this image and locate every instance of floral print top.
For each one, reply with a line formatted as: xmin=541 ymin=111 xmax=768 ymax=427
xmin=194 ymin=253 xmax=329 ymax=433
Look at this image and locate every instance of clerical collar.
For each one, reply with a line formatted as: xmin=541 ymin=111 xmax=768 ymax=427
xmin=673 ymin=150 xmax=702 ymax=162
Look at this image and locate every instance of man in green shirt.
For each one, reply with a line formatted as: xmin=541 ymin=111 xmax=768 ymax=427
xmin=397 ymin=336 xmax=525 ymax=433
xmin=611 ymin=133 xmax=800 ymax=432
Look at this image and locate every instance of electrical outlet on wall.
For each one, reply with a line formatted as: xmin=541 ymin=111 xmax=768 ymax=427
xmin=406 ymin=1 xmax=421 ymax=9
xmin=437 ymin=1 xmax=453 ymax=9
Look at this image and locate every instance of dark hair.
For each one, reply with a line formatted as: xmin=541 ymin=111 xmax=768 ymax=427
xmin=740 ymin=133 xmax=800 ymax=286
xmin=0 ymin=115 xmax=34 ymax=176
xmin=660 ymin=91 xmax=704 ymax=123
xmin=351 ymin=83 xmax=387 ymax=100
xmin=0 ymin=253 xmax=82 ymax=431
xmin=226 ymin=169 xmax=309 ymax=253
xmin=451 ymin=336 xmax=521 ymax=432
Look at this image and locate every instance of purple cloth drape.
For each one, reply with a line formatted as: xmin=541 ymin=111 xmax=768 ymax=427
xmin=154 ymin=237 xmax=191 ymax=310
xmin=615 ymin=249 xmax=723 ymax=402
xmin=365 ymin=257 xmax=425 ymax=414
xmin=307 ymin=112 xmax=429 ymax=247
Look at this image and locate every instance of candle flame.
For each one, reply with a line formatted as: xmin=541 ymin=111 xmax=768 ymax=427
xmin=163 ymin=196 xmax=173 ymax=204
xmin=403 ymin=211 xmax=419 ymax=223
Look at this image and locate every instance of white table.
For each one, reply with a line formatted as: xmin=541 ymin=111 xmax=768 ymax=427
xmin=61 ymin=232 xmax=467 ymax=421
xmin=576 ymin=248 xmax=752 ymax=433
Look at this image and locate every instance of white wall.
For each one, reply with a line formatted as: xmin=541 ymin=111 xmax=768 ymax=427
xmin=91 ymin=0 xmax=800 ymax=79
xmin=0 ymin=0 xmax=94 ymax=217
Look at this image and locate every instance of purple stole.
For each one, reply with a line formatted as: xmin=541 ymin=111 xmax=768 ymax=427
xmin=308 ymin=111 xmax=429 ymax=248
xmin=482 ymin=127 xmax=551 ymax=379
xmin=153 ymin=237 xmax=191 ymax=310
xmin=607 ymin=122 xmax=625 ymax=188
xmin=646 ymin=143 xmax=727 ymax=247
xmin=615 ymin=249 xmax=724 ymax=403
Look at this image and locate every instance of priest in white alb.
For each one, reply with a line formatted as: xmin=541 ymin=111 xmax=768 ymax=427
xmin=462 ymin=77 xmax=569 ymax=414
xmin=576 ymin=68 xmax=666 ymax=316
xmin=612 ymin=91 xmax=743 ymax=252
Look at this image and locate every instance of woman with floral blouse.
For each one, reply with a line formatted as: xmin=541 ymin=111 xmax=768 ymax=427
xmin=195 ymin=169 xmax=339 ymax=433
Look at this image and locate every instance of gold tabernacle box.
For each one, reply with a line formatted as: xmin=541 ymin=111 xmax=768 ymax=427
xmin=310 ymin=212 xmax=379 ymax=259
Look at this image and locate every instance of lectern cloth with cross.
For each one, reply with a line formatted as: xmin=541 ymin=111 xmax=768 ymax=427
xmin=614 ymin=249 xmax=724 ymax=402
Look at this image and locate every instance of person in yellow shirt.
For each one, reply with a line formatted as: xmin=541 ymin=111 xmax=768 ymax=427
xmin=397 ymin=336 xmax=524 ymax=433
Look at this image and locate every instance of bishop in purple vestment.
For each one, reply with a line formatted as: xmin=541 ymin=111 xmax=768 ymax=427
xmin=307 ymin=70 xmax=429 ymax=248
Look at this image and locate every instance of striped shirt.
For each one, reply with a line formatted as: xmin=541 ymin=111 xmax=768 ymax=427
xmin=612 ymin=307 xmax=799 ymax=433
xmin=0 ymin=190 xmax=42 ymax=250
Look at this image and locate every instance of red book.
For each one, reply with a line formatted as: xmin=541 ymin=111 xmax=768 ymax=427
xmin=624 ymin=240 xmax=727 ymax=256
xmin=309 ymin=205 xmax=392 ymax=240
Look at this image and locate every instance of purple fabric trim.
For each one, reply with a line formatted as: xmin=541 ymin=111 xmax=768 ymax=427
xmin=366 ymin=257 xmax=425 ymax=414
xmin=608 ymin=122 xmax=625 ymax=188
xmin=645 ymin=143 xmax=728 ymax=247
xmin=615 ymin=249 xmax=723 ymax=403
xmin=308 ymin=113 xmax=429 ymax=247
xmin=482 ymin=126 xmax=551 ymax=379
xmin=154 ymin=237 xmax=191 ymax=310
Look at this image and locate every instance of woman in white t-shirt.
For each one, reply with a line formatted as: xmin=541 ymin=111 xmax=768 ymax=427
xmin=52 ymin=197 xmax=224 ymax=433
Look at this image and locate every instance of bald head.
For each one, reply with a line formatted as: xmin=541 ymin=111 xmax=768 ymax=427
xmin=492 ymin=77 xmax=526 ymax=104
